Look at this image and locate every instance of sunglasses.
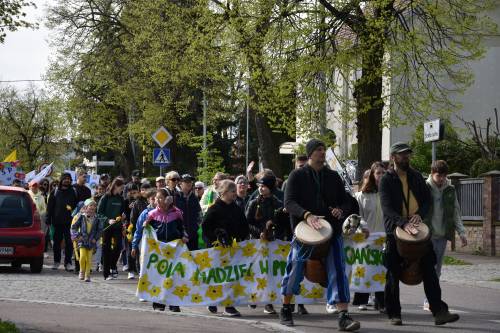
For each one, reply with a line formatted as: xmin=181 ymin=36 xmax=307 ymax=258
xmin=195 ymin=187 xmax=203 ymax=190
xmin=169 ymin=178 xmax=180 ymax=181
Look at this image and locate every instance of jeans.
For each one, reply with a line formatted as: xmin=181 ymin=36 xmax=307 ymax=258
xmin=431 ymin=237 xmax=448 ymax=278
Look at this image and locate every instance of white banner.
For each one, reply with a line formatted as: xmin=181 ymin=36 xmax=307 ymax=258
xmin=137 ymin=228 xmax=386 ymax=306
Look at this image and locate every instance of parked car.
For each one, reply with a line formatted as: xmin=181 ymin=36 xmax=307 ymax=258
xmin=0 ymin=186 xmax=45 ymax=273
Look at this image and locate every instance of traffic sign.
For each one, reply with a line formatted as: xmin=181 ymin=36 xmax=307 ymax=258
xmin=424 ymin=119 xmax=443 ymax=142
xmin=152 ymin=126 xmax=173 ymax=147
xmin=153 ymin=148 xmax=171 ymax=166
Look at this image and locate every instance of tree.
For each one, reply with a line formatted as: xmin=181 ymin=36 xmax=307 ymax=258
xmin=0 ymin=86 xmax=66 ymax=170
xmin=0 ymin=0 xmax=36 ymax=43
xmin=317 ymin=0 xmax=496 ymax=179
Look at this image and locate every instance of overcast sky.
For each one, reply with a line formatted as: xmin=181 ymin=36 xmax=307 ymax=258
xmin=0 ymin=0 xmax=51 ymax=89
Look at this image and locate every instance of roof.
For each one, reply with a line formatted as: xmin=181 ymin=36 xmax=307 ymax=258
xmin=0 ymin=185 xmax=28 ymax=193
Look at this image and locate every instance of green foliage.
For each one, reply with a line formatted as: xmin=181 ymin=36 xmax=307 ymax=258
xmin=0 ymin=319 xmax=20 ymax=333
xmin=187 ymin=134 xmax=225 ymax=184
xmin=0 ymin=0 xmax=37 ymax=43
xmin=410 ymin=121 xmax=482 ymax=175
xmin=470 ymin=158 xmax=500 ymax=177
xmin=442 ymin=256 xmax=471 ymax=266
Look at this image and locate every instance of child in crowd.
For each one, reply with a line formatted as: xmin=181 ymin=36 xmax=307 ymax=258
xmin=71 ymin=199 xmax=103 ymax=282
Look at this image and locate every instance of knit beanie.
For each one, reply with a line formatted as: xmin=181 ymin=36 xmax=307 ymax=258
xmin=257 ymin=174 xmax=276 ymax=190
xmin=305 ymin=139 xmax=326 ymax=158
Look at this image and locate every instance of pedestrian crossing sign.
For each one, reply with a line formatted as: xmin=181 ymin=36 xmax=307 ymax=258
xmin=153 ymin=148 xmax=171 ymax=166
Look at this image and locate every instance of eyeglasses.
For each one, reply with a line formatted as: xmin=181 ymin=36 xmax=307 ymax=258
xmin=195 ymin=187 xmax=203 ymax=190
xmin=169 ymin=178 xmax=180 ymax=181
xmin=237 ymin=182 xmax=248 ymax=185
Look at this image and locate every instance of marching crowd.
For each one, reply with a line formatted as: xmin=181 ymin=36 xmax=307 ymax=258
xmin=21 ymin=139 xmax=466 ymax=331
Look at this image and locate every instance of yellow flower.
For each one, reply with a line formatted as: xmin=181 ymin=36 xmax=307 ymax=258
xmin=299 ymin=284 xmax=308 ymax=297
xmin=194 ymin=251 xmax=213 ymax=271
xmin=205 ymin=285 xmax=223 ymax=301
xmin=250 ymin=293 xmax=258 ymax=303
xmin=268 ymin=291 xmax=277 ymax=302
xmin=66 ymin=205 xmax=72 ymax=211
xmin=148 ymin=285 xmax=161 ymax=297
xmin=161 ymin=246 xmax=176 ymax=260
xmin=163 ymin=278 xmax=173 ymax=290
xmin=372 ymin=272 xmax=386 ymax=284
xmin=260 ymin=246 xmax=269 ymax=257
xmin=190 ymin=272 xmax=201 ymax=286
xmin=219 ymin=256 xmax=230 ymax=267
xmin=180 ymin=251 xmax=194 ymax=262
xmin=221 ymin=298 xmax=234 ymax=307
xmin=241 ymin=242 xmax=257 ymax=257
xmin=354 ymin=266 xmax=366 ymax=278
xmin=173 ymin=284 xmax=191 ymax=300
xmin=147 ymin=239 xmax=161 ymax=253
xmin=138 ymin=274 xmax=151 ymax=293
xmin=214 ymin=243 xmax=239 ymax=257
xmin=274 ymin=244 xmax=290 ymax=259
xmin=191 ymin=293 xmax=203 ymax=303
xmin=306 ymin=286 xmax=323 ymax=299
xmin=351 ymin=233 xmax=366 ymax=243
xmin=374 ymin=236 xmax=386 ymax=247
xmin=243 ymin=269 xmax=255 ymax=282
xmin=256 ymin=277 xmax=267 ymax=290
xmin=232 ymin=283 xmax=247 ymax=298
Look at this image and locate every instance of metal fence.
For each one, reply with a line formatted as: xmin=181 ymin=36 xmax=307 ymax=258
xmin=456 ymin=178 xmax=484 ymax=221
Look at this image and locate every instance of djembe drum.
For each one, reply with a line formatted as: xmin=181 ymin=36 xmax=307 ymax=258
xmin=395 ymin=223 xmax=431 ymax=285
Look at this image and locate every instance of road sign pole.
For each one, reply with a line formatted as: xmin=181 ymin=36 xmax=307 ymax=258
xmin=432 ymin=142 xmax=436 ymax=163
xmin=160 ymin=165 xmax=163 ymax=177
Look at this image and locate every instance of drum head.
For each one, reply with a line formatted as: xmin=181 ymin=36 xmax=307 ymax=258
xmin=295 ymin=219 xmax=333 ymax=245
xmin=395 ymin=223 xmax=430 ymax=242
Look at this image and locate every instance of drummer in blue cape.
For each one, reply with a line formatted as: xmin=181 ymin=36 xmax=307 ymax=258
xmin=379 ymin=142 xmax=460 ymax=326
xmin=279 ymin=138 xmax=364 ymax=332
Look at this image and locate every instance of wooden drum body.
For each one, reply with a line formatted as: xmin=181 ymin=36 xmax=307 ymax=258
xmin=395 ymin=223 xmax=431 ymax=285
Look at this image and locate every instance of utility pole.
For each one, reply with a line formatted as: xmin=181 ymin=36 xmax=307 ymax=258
xmin=203 ymin=91 xmax=207 ymax=169
xmin=246 ymin=86 xmax=250 ymax=168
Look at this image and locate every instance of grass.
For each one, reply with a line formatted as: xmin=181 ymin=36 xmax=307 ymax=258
xmin=442 ymin=256 xmax=472 ymax=265
xmin=0 ymin=320 xmax=20 ymax=333
xmin=490 ymin=277 xmax=500 ymax=282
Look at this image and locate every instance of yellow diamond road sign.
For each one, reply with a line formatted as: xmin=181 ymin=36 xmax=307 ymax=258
xmin=152 ymin=126 xmax=173 ymax=147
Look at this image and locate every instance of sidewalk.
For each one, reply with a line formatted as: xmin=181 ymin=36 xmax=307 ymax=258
xmin=441 ymin=251 xmax=500 ymax=290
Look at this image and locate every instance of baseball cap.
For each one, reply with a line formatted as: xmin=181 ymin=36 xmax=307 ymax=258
xmin=156 ymin=176 xmax=165 ymax=182
xmin=180 ymin=174 xmax=195 ymax=182
xmin=194 ymin=181 xmax=205 ymax=189
xmin=390 ymin=142 xmax=413 ymax=155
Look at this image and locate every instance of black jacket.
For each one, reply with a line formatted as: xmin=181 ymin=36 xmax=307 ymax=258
xmin=202 ymin=198 xmax=249 ymax=245
xmin=245 ymin=195 xmax=283 ymax=239
xmin=379 ymin=167 xmax=431 ymax=235
xmin=74 ymin=184 xmax=91 ymax=203
xmin=284 ymin=164 xmax=357 ymax=235
xmin=46 ymin=187 xmax=78 ymax=226
xmin=176 ymin=191 xmax=202 ymax=240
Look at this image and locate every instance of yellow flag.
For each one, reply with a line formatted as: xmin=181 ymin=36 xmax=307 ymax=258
xmin=3 ymin=150 xmax=17 ymax=162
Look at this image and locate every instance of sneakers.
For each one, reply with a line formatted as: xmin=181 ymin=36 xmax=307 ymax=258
xmin=326 ymin=304 xmax=339 ymax=314
xmin=111 ymin=269 xmax=118 ymax=279
xmin=297 ymin=304 xmax=308 ymax=315
xmin=279 ymin=306 xmax=294 ymax=326
xmin=423 ymin=300 xmax=430 ymax=312
xmin=435 ymin=310 xmax=460 ymax=326
xmin=139 ymin=298 xmax=147 ymax=302
xmin=122 ymin=265 xmax=129 ymax=272
xmin=84 ymin=277 xmax=91 ymax=282
xmin=169 ymin=305 xmax=180 ymax=312
xmin=264 ymin=304 xmax=276 ymax=314
xmin=95 ymin=264 xmax=102 ymax=272
xmin=338 ymin=311 xmax=360 ymax=331
xmin=128 ymin=272 xmax=136 ymax=280
xmin=248 ymin=304 xmax=257 ymax=309
xmin=367 ymin=295 xmax=375 ymax=307
xmin=52 ymin=262 xmax=60 ymax=270
xmin=78 ymin=272 xmax=84 ymax=280
xmin=389 ymin=317 xmax=403 ymax=326
xmin=223 ymin=307 xmax=241 ymax=317
xmin=105 ymin=276 xmax=114 ymax=281
xmin=152 ymin=303 xmax=165 ymax=311
xmin=207 ymin=306 xmax=218 ymax=314
xmin=358 ymin=305 xmax=367 ymax=311
xmin=65 ymin=263 xmax=74 ymax=272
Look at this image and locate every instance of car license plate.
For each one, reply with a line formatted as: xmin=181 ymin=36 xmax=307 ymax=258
xmin=0 ymin=247 xmax=14 ymax=255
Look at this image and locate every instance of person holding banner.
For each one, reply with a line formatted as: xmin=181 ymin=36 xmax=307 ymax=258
xmin=353 ymin=162 xmax=386 ymax=312
xmin=280 ymin=139 xmax=360 ymax=331
xmin=143 ymin=188 xmax=187 ymax=312
xmin=379 ymin=142 xmax=459 ymax=326
xmin=202 ymin=179 xmax=249 ymax=317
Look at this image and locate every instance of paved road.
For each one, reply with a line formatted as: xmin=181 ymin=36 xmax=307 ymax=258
xmin=1 ymin=252 xmax=500 ymax=333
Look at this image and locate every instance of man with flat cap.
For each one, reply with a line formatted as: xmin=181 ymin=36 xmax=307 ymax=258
xmin=379 ymin=142 xmax=460 ymax=326
xmin=279 ymin=138 xmax=360 ymax=331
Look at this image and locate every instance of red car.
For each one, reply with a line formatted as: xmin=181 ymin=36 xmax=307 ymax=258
xmin=0 ymin=185 xmax=45 ymax=273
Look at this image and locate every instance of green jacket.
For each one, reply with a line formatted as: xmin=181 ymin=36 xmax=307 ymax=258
xmin=425 ymin=175 xmax=465 ymax=241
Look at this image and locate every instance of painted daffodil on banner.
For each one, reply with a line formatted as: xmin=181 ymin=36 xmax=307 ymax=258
xmin=241 ymin=242 xmax=257 ymax=257
xmin=161 ymin=245 xmax=176 ymax=260
xmin=147 ymin=239 xmax=161 ymax=253
xmin=260 ymin=246 xmax=269 ymax=257
xmin=354 ymin=266 xmax=366 ymax=278
xmin=180 ymin=251 xmax=194 ymax=262
xmin=163 ymin=278 xmax=173 ymax=290
xmin=274 ymin=244 xmax=290 ymax=259
xmin=191 ymin=293 xmax=203 ymax=303
xmin=232 ymin=283 xmax=247 ymax=298
xmin=250 ymin=293 xmax=258 ymax=303
xmin=190 ymin=272 xmax=201 ymax=286
xmin=244 ymin=269 xmax=255 ymax=282
xmin=148 ymin=285 xmax=161 ymax=297
xmin=219 ymin=256 xmax=230 ymax=267
xmin=221 ymin=298 xmax=234 ymax=307
xmin=138 ymin=274 xmax=151 ymax=293
xmin=351 ymin=233 xmax=366 ymax=243
xmin=306 ymin=286 xmax=324 ymax=299
xmin=194 ymin=251 xmax=212 ymax=271
xmin=374 ymin=236 xmax=386 ymax=247
xmin=173 ymin=284 xmax=191 ymax=300
xmin=372 ymin=272 xmax=386 ymax=284
xmin=256 ymin=277 xmax=267 ymax=290
xmin=206 ymin=285 xmax=223 ymax=301
xmin=269 ymin=291 xmax=278 ymax=302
